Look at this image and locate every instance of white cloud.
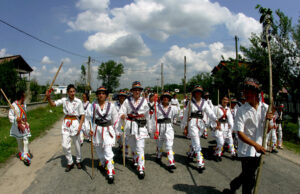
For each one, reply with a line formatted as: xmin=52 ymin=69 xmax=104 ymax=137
xmin=84 ymin=32 xmax=151 ymax=57
xmin=68 ymin=0 xmax=261 ymax=58
xmin=61 ymin=57 xmax=71 ymax=64
xmin=188 ymin=42 xmax=207 ymax=49
xmin=76 ymin=0 xmax=109 ymax=12
xmin=152 ymin=42 xmax=235 ymax=84
xmin=31 ymin=66 xmax=42 ymax=78
xmin=0 ymin=48 xmax=11 ymax=57
xmin=42 ymin=65 xmax=47 ymax=71
xmin=41 ymin=56 xmax=54 ymax=64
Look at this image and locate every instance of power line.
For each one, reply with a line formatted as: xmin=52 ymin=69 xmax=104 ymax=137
xmin=0 ymin=18 xmax=89 ymax=59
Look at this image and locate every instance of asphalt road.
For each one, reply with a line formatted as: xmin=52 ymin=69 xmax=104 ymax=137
xmin=24 ymin=124 xmax=300 ymax=194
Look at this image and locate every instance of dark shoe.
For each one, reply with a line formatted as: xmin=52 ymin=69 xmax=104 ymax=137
xmin=170 ymin=165 xmax=176 ymax=170
xmin=76 ymin=162 xmax=82 ymax=169
xmin=215 ymin=156 xmax=222 ymax=162
xmin=65 ymin=163 xmax=74 ymax=172
xmin=138 ymin=171 xmax=145 ymax=179
xmin=271 ymin=149 xmax=279 ymax=153
xmin=23 ymin=158 xmax=31 ymax=166
xmin=108 ymin=175 xmax=114 ymax=184
xmin=198 ymin=166 xmax=205 ymax=173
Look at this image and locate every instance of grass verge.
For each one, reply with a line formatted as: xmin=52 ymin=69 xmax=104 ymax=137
xmin=0 ymin=105 xmax=63 ymax=163
xmin=282 ymin=121 xmax=300 ymax=155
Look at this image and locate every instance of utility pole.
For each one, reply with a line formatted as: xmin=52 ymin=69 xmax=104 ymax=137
xmin=235 ymin=35 xmax=239 ymax=62
xmin=161 ymin=63 xmax=164 ymax=92
xmin=87 ymin=56 xmax=91 ymax=93
xmin=184 ymin=56 xmax=187 ymax=97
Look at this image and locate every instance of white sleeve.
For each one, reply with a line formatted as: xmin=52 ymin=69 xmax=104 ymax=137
xmin=119 ymin=99 xmax=128 ymax=116
xmin=204 ymin=103 xmax=217 ymax=121
xmin=86 ymin=103 xmax=94 ymax=132
xmin=78 ymin=101 xmax=85 ymax=115
xmin=8 ymin=105 xmax=17 ymax=124
xmin=54 ymin=98 xmax=63 ymax=106
xmin=227 ymin=109 xmax=234 ymax=129
xmin=111 ymin=104 xmax=119 ymax=127
xmin=233 ymin=108 xmax=244 ymax=132
xmin=181 ymin=103 xmax=189 ymax=130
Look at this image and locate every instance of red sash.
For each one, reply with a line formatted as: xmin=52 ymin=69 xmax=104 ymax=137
xmin=16 ymin=102 xmax=30 ymax=133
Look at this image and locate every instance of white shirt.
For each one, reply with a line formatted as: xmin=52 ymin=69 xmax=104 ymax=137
xmin=55 ymin=97 xmax=84 ymax=116
xmin=215 ymin=105 xmax=233 ymax=129
xmin=181 ymin=98 xmax=217 ymax=130
xmin=234 ymin=102 xmax=268 ymax=157
xmin=171 ymin=98 xmax=180 ymax=110
xmin=87 ymin=101 xmax=119 ymax=131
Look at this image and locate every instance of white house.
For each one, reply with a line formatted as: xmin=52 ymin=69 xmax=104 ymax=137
xmin=53 ymin=86 xmax=67 ymax=94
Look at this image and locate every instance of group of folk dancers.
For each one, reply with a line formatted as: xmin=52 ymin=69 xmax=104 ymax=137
xmin=8 ymin=78 xmax=284 ymax=192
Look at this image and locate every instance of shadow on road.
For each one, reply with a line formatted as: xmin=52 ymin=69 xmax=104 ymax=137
xmin=174 ymin=134 xmax=189 ymax=139
xmin=173 ymin=184 xmax=222 ymax=194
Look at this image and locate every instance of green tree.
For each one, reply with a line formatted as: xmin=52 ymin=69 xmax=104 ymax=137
xmin=97 ymin=60 xmax=124 ymax=93
xmin=240 ymin=6 xmax=299 ymax=100
xmin=30 ymin=79 xmax=40 ymax=102
xmin=80 ymin=64 xmax=86 ymax=85
xmin=213 ymin=59 xmax=249 ymax=98
xmin=0 ymin=60 xmax=18 ymax=104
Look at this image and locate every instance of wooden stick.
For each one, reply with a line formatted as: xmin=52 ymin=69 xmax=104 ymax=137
xmin=184 ymin=93 xmax=192 ymax=136
xmin=89 ymin=121 xmax=94 ymax=179
xmin=253 ymin=21 xmax=273 ymax=194
xmin=154 ymin=94 xmax=159 ymax=139
xmin=122 ymin=119 xmax=126 ymax=167
xmin=43 ymin=62 xmax=63 ymax=102
xmin=0 ymin=88 xmax=19 ymax=117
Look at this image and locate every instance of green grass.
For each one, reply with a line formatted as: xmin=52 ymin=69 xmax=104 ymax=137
xmin=282 ymin=121 xmax=300 ymax=155
xmin=0 ymin=106 xmax=63 ymax=163
xmin=284 ymin=141 xmax=300 ymax=155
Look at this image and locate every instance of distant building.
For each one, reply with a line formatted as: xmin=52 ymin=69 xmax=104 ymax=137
xmin=53 ymin=86 xmax=67 ymax=94
xmin=0 ymin=55 xmax=33 ymax=80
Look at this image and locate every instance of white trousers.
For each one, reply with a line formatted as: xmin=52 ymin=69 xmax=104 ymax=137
xmin=16 ymin=137 xmax=29 ymax=156
xmin=277 ymin=124 xmax=283 ymax=146
xmin=215 ymin=130 xmax=235 ymax=156
xmin=95 ymin=144 xmax=115 ymax=175
xmin=156 ymin=138 xmax=175 ymax=166
xmin=62 ymin=134 xmax=81 ymax=165
xmin=189 ymin=136 xmax=204 ymax=167
xmin=128 ymin=135 xmax=145 ymax=171
xmin=265 ymin=128 xmax=277 ymax=149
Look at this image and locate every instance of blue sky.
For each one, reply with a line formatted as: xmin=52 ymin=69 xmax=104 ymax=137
xmin=0 ymin=0 xmax=299 ymax=89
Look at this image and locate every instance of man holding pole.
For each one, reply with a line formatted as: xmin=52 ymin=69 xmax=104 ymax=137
xmin=223 ymin=78 xmax=273 ymax=194
xmin=46 ymin=84 xmax=85 ymax=172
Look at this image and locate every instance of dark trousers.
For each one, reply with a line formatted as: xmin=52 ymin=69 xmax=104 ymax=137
xmin=230 ymin=157 xmax=260 ymax=194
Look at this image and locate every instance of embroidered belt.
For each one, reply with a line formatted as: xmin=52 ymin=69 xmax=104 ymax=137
xmin=190 ymin=113 xmax=203 ymax=119
xmin=95 ymin=119 xmax=112 ymax=127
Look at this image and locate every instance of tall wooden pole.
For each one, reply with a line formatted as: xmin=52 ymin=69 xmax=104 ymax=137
xmin=253 ymin=20 xmax=273 ymax=194
xmin=161 ymin=63 xmax=164 ymax=92
xmin=87 ymin=56 xmax=91 ymax=92
xmin=184 ymin=56 xmax=187 ymax=97
xmin=235 ymin=35 xmax=239 ymax=63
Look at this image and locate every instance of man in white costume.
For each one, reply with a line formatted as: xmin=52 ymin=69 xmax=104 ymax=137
xmin=152 ymin=91 xmax=178 ymax=172
xmin=213 ymin=96 xmax=236 ymax=161
xmin=181 ymin=85 xmax=218 ymax=173
xmin=119 ymin=81 xmax=150 ymax=179
xmin=46 ymin=84 xmax=85 ymax=172
xmin=88 ymin=86 xmax=119 ymax=184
